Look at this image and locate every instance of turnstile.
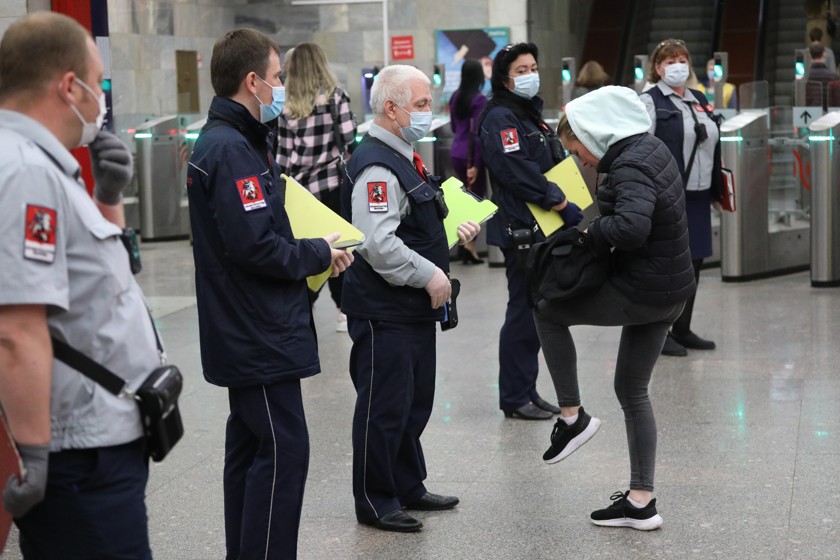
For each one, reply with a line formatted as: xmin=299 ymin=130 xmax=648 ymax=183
xmin=135 ymin=115 xmax=190 ymax=240
xmin=809 ymin=111 xmax=840 ymax=286
xmin=720 ymin=110 xmax=811 ymax=281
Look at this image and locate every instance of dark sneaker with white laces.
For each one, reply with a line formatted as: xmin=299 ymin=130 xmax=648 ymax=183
xmin=590 ymin=491 xmax=663 ymax=531
xmin=542 ymin=406 xmax=601 ymax=464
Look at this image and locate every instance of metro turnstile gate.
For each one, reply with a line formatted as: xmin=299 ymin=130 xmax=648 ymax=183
xmin=135 ymin=115 xmax=190 ymax=240
xmin=720 ymin=111 xmax=810 ymax=281
xmin=809 ymin=111 xmax=840 ymax=286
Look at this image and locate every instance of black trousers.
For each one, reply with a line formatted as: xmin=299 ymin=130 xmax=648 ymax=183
xmin=224 ymin=381 xmax=309 ymax=560
xmin=15 ymin=438 xmax=151 ymax=560
xmin=498 ymin=247 xmax=543 ymax=410
xmin=348 ymin=318 xmax=436 ymax=521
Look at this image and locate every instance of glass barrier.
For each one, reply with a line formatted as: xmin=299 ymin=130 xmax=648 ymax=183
xmin=737 ymin=80 xmax=770 ymax=110
xmin=733 ymin=80 xmax=810 ymax=229
xmin=827 ymin=80 xmax=840 ymax=110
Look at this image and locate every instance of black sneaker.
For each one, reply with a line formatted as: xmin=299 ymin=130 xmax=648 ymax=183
xmin=590 ymin=491 xmax=663 ymax=531
xmin=542 ymin=406 xmax=601 ymax=464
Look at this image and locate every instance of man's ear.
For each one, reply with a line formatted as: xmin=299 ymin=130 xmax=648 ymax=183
xmin=243 ymin=71 xmax=258 ymax=95
xmin=384 ymin=99 xmax=397 ymax=120
xmin=56 ymin=71 xmax=77 ymax=103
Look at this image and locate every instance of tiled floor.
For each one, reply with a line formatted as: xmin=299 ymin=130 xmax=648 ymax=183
xmin=6 ymin=240 xmax=840 ymax=559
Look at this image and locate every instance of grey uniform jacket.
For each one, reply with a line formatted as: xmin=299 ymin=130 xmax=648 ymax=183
xmin=0 ymin=110 xmax=161 ymax=451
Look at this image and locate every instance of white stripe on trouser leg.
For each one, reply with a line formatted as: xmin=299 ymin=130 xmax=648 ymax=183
xmin=362 ymin=320 xmax=378 ymax=518
xmin=261 ymin=386 xmax=278 ymax=560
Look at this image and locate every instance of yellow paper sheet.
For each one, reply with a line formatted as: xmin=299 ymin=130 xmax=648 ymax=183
xmin=526 ymin=158 xmax=594 ymax=237
xmin=282 ymin=174 xmax=365 ymax=292
xmin=441 ymin=177 xmax=499 ymax=248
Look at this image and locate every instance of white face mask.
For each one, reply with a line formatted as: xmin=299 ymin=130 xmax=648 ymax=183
xmin=67 ymin=77 xmax=105 ymax=146
xmin=509 ymin=73 xmax=540 ymax=99
xmin=662 ymin=63 xmax=689 ymax=88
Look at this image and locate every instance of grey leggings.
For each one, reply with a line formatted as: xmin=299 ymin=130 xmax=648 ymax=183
xmin=533 ymin=281 xmax=684 ymax=492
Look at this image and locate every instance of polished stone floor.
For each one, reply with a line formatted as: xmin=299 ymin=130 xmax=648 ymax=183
xmin=6 ymin=240 xmax=840 ymax=559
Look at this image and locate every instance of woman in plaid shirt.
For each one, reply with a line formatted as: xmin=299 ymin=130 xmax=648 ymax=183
xmin=277 ymin=43 xmax=357 ymax=332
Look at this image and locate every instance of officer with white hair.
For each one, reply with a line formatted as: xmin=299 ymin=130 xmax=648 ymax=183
xmin=341 ymin=64 xmax=479 ymax=533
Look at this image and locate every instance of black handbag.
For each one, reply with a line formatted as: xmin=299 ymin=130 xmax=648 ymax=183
xmin=526 ymin=227 xmax=610 ymax=307
xmin=50 ymin=321 xmax=183 ymax=462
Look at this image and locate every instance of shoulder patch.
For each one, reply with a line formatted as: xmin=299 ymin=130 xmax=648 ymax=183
xmin=500 ymin=128 xmax=520 ymax=153
xmin=235 ymin=176 xmax=267 ymax=211
xmin=24 ymin=204 xmax=57 ymax=264
xmin=367 ymin=182 xmax=388 ymax=212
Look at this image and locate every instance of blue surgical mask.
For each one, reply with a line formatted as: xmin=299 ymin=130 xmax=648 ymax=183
xmin=662 ymin=63 xmax=689 ymax=88
xmin=254 ymin=76 xmax=285 ymax=122
xmin=397 ymin=105 xmax=433 ymax=143
xmin=509 ymin=73 xmax=540 ymax=99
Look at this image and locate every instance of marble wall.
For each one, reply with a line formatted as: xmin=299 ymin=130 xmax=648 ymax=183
xmin=0 ymin=0 xmax=534 ymax=121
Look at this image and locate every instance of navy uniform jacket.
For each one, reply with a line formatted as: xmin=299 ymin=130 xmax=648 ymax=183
xmin=187 ymin=97 xmax=330 ymax=388
xmin=340 ymin=134 xmax=450 ymax=322
xmin=478 ymin=94 xmax=566 ymax=248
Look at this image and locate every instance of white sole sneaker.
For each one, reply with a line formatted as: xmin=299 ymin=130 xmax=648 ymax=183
xmin=544 ymin=417 xmax=601 ymax=465
xmin=591 ymin=513 xmax=663 ymax=531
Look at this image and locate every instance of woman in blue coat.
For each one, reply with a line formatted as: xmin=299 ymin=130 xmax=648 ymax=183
xmin=478 ymin=42 xmax=584 ymax=420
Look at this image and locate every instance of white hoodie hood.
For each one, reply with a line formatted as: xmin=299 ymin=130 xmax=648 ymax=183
xmin=564 ymin=85 xmax=652 ymax=159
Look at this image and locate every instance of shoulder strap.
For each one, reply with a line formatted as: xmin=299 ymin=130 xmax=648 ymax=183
xmin=51 ymin=337 xmax=126 ymax=396
xmin=328 ymin=89 xmax=347 ymax=159
xmin=51 ymin=310 xmax=164 ymax=397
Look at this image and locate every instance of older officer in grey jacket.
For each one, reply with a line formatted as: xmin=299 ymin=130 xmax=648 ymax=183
xmin=341 ymin=64 xmax=479 ymax=534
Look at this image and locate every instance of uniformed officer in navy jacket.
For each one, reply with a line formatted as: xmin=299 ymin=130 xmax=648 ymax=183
xmin=186 ymin=29 xmax=353 ymax=559
xmin=341 ymin=64 xmax=479 ymax=533
xmin=478 ymin=42 xmax=584 ymax=420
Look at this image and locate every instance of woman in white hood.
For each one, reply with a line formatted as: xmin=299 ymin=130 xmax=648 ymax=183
xmin=534 ymin=86 xmax=695 ymax=530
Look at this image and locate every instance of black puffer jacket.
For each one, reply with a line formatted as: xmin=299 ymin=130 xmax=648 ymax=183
xmin=587 ymin=133 xmax=695 ymax=305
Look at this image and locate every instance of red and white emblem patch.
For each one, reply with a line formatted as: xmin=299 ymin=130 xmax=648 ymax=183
xmin=235 ymin=176 xmax=266 ymax=211
xmin=367 ymin=182 xmax=388 ymax=212
xmin=24 ymin=204 xmax=57 ymax=264
xmin=500 ymin=128 xmax=520 ymax=153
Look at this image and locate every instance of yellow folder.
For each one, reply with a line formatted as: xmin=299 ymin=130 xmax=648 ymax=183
xmin=441 ymin=177 xmax=499 ymax=248
xmin=526 ymin=158 xmax=594 ymax=237
xmin=282 ymin=174 xmax=365 ymax=292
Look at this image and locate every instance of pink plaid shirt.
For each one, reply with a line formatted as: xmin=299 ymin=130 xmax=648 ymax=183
xmin=277 ymin=87 xmax=356 ymax=198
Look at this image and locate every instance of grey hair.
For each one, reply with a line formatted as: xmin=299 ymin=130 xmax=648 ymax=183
xmin=369 ymin=64 xmax=430 ymax=115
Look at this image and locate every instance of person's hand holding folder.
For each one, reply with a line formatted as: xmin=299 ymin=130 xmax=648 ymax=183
xmin=456 ymin=220 xmax=481 ymax=246
xmin=323 ymin=232 xmax=355 ymax=278
xmin=552 ymin=200 xmax=584 ymax=229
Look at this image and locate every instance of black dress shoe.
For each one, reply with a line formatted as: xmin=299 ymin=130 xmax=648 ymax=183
xmin=661 ymin=333 xmax=687 ymax=357
xmin=360 ymin=510 xmax=423 ymax=533
xmin=671 ymin=330 xmax=716 ymax=350
xmin=532 ymin=396 xmax=561 ymax=414
xmin=503 ymin=403 xmax=553 ymax=420
xmin=404 ymin=492 xmax=459 ymax=511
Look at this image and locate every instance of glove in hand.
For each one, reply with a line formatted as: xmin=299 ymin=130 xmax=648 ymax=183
xmin=2 ymin=443 xmax=49 ymax=518
xmin=90 ymin=130 xmax=133 ymax=205
xmin=559 ymin=201 xmax=584 ymax=229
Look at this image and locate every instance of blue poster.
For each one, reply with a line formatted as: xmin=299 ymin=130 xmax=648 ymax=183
xmin=435 ymin=27 xmax=510 ymax=103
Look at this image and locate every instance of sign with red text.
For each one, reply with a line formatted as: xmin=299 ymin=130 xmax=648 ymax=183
xmin=391 ymin=36 xmax=414 ymax=60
